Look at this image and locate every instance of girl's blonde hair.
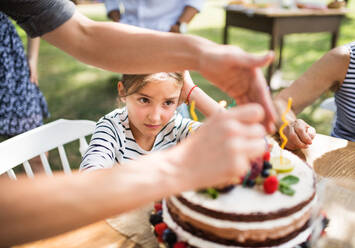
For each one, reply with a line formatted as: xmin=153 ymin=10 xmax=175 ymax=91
xmin=118 ymin=72 xmax=183 ymax=104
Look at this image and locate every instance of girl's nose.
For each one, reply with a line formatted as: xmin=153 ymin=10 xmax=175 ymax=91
xmin=148 ymin=106 xmax=162 ymax=122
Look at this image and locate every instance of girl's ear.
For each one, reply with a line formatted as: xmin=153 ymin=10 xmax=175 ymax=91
xmin=117 ymin=81 xmax=126 ymax=102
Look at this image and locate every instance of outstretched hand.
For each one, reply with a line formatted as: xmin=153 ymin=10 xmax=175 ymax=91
xmin=199 ymin=45 xmax=276 ymax=133
xmin=167 ymin=104 xmax=266 ymax=191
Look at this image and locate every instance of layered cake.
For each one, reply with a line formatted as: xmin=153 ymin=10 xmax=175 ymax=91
xmin=150 ymin=142 xmax=317 ymax=248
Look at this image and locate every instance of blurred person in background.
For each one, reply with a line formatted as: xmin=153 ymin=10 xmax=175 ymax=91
xmin=103 ymin=0 xmax=204 ymax=117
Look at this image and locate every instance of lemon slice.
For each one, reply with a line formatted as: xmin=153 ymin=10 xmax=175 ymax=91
xmin=270 ymin=156 xmax=294 ymax=173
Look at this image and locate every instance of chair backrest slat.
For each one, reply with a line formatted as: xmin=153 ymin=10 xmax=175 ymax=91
xmin=40 ymin=153 xmax=53 ymax=176
xmin=0 ymin=119 xmax=96 ymax=179
xmin=7 ymin=169 xmax=17 ymax=180
xmin=58 ymin=145 xmax=71 ymax=175
xmin=23 ymin=161 xmax=34 ymax=178
xmin=79 ymin=137 xmax=89 ymax=156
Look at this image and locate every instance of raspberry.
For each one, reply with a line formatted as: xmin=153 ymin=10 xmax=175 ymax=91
xmin=174 ymin=242 xmax=188 ymax=248
xmin=157 ymin=236 xmax=164 ymax=243
xmin=263 ymin=176 xmax=279 ymax=194
xmin=154 ymin=222 xmax=168 ymax=237
xmin=263 ymin=151 xmax=271 ymax=161
xmin=154 ymin=203 xmax=162 ymax=212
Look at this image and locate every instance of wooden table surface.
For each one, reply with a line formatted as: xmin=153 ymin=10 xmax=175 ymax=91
xmin=225 ymin=5 xmax=348 ymax=17
xmin=223 ymin=6 xmax=348 ymax=82
xmin=15 ymin=134 xmax=355 ymax=248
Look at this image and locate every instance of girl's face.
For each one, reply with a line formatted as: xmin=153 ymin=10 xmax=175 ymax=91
xmin=120 ymin=77 xmax=182 ymax=145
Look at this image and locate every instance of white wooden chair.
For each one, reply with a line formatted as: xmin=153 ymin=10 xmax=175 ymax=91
xmin=0 ymin=119 xmax=96 ymax=179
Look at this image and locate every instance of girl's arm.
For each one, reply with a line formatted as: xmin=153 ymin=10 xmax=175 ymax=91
xmin=26 ymin=36 xmax=40 ymax=85
xmin=80 ymin=119 xmax=120 ymax=171
xmin=274 ymin=45 xmax=349 ymax=150
xmin=181 ymin=71 xmax=223 ymax=117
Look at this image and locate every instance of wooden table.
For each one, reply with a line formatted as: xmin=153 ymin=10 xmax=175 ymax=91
xmin=223 ymin=5 xmax=348 ymax=82
xmin=15 ymin=134 xmax=355 ymax=248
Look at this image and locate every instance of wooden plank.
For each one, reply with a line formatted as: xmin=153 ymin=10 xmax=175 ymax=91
xmin=14 ymin=221 xmax=140 ymax=248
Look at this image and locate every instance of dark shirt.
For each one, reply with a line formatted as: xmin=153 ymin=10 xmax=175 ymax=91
xmin=0 ymin=0 xmax=75 ymax=37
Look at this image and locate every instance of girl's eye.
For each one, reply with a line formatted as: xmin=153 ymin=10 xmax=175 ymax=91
xmin=164 ymin=100 xmax=175 ymax=106
xmin=138 ymin=97 xmax=149 ymax=104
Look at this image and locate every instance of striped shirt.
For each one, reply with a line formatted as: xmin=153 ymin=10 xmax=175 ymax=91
xmin=80 ymin=107 xmax=200 ymax=171
xmin=332 ymin=41 xmax=355 ymax=141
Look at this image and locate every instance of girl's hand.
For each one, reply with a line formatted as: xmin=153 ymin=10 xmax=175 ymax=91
xmin=179 ymin=70 xmax=195 ymax=105
xmin=284 ymin=119 xmax=316 ymax=150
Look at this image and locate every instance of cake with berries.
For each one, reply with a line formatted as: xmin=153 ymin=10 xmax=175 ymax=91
xmin=150 ymin=141 xmax=317 ymax=248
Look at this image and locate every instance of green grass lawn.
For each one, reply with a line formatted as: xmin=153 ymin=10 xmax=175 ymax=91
xmin=15 ymin=0 xmax=355 ymax=170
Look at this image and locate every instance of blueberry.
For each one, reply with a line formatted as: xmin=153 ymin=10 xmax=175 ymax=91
xmin=263 ymin=161 xmax=272 ymax=170
xmin=322 ymin=216 xmax=330 ymax=228
xmin=261 ymin=169 xmax=270 ymax=178
xmin=299 ymin=241 xmax=310 ymax=248
xmin=156 ymin=210 xmax=163 ymax=216
xmin=149 ymin=213 xmax=163 ymax=226
xmin=245 ymin=179 xmax=256 ymax=187
xmin=162 ymin=228 xmax=177 ymax=244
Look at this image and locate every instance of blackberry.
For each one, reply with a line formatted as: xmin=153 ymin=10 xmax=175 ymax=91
xmin=149 ymin=213 xmax=163 ymax=226
xmin=163 ymin=228 xmax=177 ymax=245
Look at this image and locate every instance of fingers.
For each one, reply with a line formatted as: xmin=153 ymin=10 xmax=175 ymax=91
xmin=226 ymin=103 xmax=265 ymax=124
xmin=222 ymin=120 xmax=265 ymax=139
xmin=238 ymin=50 xmax=275 ymax=68
xmin=285 ymin=126 xmax=307 ymax=150
xmin=294 ymin=120 xmax=313 ymax=145
xmin=30 ymin=75 xmax=38 ymax=86
xmin=254 ymin=69 xmax=277 ymax=133
xmin=225 ymin=137 xmax=266 ymax=160
xmin=307 ymin=126 xmax=316 ymax=139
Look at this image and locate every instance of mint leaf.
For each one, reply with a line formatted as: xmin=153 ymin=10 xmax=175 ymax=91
xmin=279 ymin=184 xmax=295 ymax=196
xmin=206 ymin=188 xmax=219 ymax=199
xmin=280 ymin=175 xmax=299 ymax=185
xmin=198 ymin=188 xmax=219 ymax=199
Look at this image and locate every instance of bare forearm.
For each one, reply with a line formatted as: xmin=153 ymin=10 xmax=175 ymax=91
xmin=27 ymin=36 xmax=40 ymax=64
xmin=275 ymin=45 xmax=349 ymax=115
xmin=178 ymin=6 xmax=199 ymax=23
xmin=0 ymin=152 xmax=180 ymax=247
xmin=273 ymin=97 xmax=297 ymax=128
xmin=190 ymin=87 xmax=223 ymax=117
xmin=42 ymin=11 xmax=211 ymax=74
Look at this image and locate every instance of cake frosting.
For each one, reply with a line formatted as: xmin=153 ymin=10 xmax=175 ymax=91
xmin=160 ymin=142 xmax=316 ymax=248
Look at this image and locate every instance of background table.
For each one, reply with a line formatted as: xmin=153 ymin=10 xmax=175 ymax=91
xmin=223 ymin=6 xmax=348 ymax=82
xmin=14 ymin=134 xmax=355 ymax=248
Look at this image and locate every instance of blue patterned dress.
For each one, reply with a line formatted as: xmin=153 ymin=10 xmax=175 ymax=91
xmin=0 ymin=12 xmax=49 ymax=137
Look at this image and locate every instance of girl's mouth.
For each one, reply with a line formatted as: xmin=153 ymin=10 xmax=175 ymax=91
xmin=144 ymin=124 xmax=161 ymax=129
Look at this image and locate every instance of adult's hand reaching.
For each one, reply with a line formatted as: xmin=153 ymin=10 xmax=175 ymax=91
xmin=166 ymin=104 xmax=266 ymax=191
xmin=199 ymin=45 xmax=276 ymax=133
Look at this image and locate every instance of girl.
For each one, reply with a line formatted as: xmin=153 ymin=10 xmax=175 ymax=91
xmin=80 ymin=71 xmax=221 ymax=171
xmin=274 ymin=41 xmax=355 ymax=150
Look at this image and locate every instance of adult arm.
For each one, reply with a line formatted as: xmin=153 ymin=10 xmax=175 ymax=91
xmin=274 ymin=45 xmax=349 ymax=149
xmin=169 ymin=5 xmax=199 ymax=33
xmin=26 ymin=36 xmax=40 ymax=85
xmin=0 ymin=104 xmax=266 ymax=247
xmin=42 ymin=11 xmax=276 ymax=131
